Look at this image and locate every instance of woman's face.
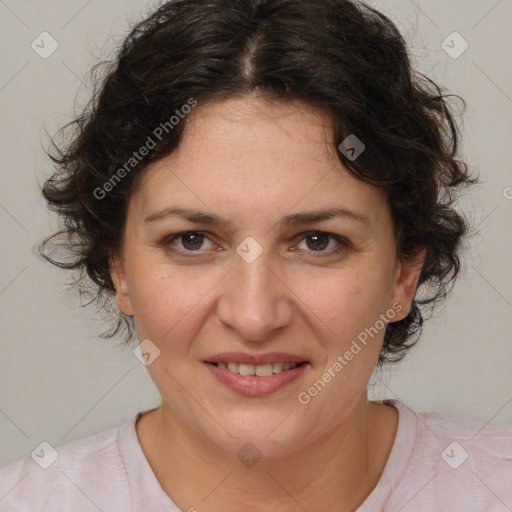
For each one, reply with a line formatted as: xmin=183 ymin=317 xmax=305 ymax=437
xmin=112 ymin=94 xmax=421 ymax=458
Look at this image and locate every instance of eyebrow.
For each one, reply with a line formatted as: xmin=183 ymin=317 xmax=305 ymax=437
xmin=144 ymin=206 xmax=369 ymax=229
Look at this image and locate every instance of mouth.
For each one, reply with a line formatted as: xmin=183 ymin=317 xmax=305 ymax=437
xmin=203 ymin=352 xmax=310 ymax=397
xmin=205 ymin=361 xmax=308 ymax=376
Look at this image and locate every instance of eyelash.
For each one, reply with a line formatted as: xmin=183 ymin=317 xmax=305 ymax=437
xmin=161 ymin=231 xmax=350 ymax=257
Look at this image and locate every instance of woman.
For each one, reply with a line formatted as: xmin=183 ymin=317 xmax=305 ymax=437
xmin=1 ymin=0 xmax=510 ymax=510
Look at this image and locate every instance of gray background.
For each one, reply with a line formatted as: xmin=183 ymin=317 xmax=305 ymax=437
xmin=1 ymin=0 xmax=511 ymax=468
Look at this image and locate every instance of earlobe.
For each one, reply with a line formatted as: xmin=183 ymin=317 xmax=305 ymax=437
xmin=110 ymin=257 xmax=134 ymax=316
xmin=391 ymin=249 xmax=426 ymax=321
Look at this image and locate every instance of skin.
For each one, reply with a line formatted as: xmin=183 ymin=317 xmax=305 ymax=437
xmin=111 ymin=92 xmax=424 ymax=512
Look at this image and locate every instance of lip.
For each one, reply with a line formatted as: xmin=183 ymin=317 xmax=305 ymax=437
xmin=204 ymin=352 xmax=309 ymax=365
xmin=204 ymin=361 xmax=310 ymax=397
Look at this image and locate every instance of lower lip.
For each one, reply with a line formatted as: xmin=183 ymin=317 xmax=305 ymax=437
xmin=204 ymin=362 xmax=310 ymax=397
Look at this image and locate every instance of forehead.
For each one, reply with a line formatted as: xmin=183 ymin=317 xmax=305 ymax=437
xmin=176 ymin=94 xmax=339 ymax=174
xmin=130 ymin=94 xmax=390 ymax=226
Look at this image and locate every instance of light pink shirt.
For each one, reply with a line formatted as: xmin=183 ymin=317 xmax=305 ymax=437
xmin=1 ymin=399 xmax=511 ymax=511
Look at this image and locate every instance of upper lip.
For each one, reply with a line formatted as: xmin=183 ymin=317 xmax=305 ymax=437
xmin=204 ymin=352 xmax=309 ymax=365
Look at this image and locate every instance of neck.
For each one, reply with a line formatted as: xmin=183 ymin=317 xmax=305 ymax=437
xmin=136 ymin=395 xmax=398 ymax=512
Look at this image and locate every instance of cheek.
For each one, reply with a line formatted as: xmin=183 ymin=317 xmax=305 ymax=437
xmin=127 ymin=259 xmax=220 ymax=343
xmin=306 ymin=273 xmax=386 ymax=334
xmin=296 ymin=270 xmax=391 ymax=374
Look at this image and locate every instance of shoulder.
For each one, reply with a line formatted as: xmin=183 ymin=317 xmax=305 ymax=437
xmin=0 ymin=417 xmax=135 ymax=511
xmin=414 ymin=404 xmax=512 ymax=470
xmin=384 ymin=400 xmax=512 ymax=511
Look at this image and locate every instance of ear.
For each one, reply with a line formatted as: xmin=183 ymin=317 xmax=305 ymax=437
xmin=110 ymin=256 xmax=134 ymax=316
xmin=390 ymin=248 xmax=426 ymax=322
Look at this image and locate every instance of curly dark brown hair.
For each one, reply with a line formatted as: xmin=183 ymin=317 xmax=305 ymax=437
xmin=40 ymin=0 xmax=476 ymax=364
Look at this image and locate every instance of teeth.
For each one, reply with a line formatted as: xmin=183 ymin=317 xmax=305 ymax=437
xmin=215 ymin=361 xmax=300 ymax=376
xmin=255 ymin=364 xmax=273 ymax=377
xmin=227 ymin=362 xmax=239 ymax=373
xmin=272 ymin=362 xmax=283 ymax=373
xmin=239 ymin=363 xmax=255 ymax=376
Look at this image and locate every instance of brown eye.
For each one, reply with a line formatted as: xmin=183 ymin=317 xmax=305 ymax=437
xmin=295 ymin=231 xmax=350 ymax=255
xmin=305 ymin=233 xmax=329 ymax=251
xmin=163 ymin=231 xmax=215 ymax=254
xmin=180 ymin=232 xmax=205 ymax=251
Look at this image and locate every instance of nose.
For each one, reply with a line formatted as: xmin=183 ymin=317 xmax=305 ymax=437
xmin=216 ymin=249 xmax=295 ymax=342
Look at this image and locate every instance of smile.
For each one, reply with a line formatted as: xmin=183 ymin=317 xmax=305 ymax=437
xmin=204 ymin=360 xmax=310 ymax=397
xmin=209 ymin=361 xmax=302 ymax=376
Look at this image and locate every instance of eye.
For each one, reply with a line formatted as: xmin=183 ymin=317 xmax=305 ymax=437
xmin=161 ymin=230 xmax=349 ymax=258
xmin=163 ymin=231 xmax=216 ymax=253
xmin=294 ymin=231 xmax=349 ymax=255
